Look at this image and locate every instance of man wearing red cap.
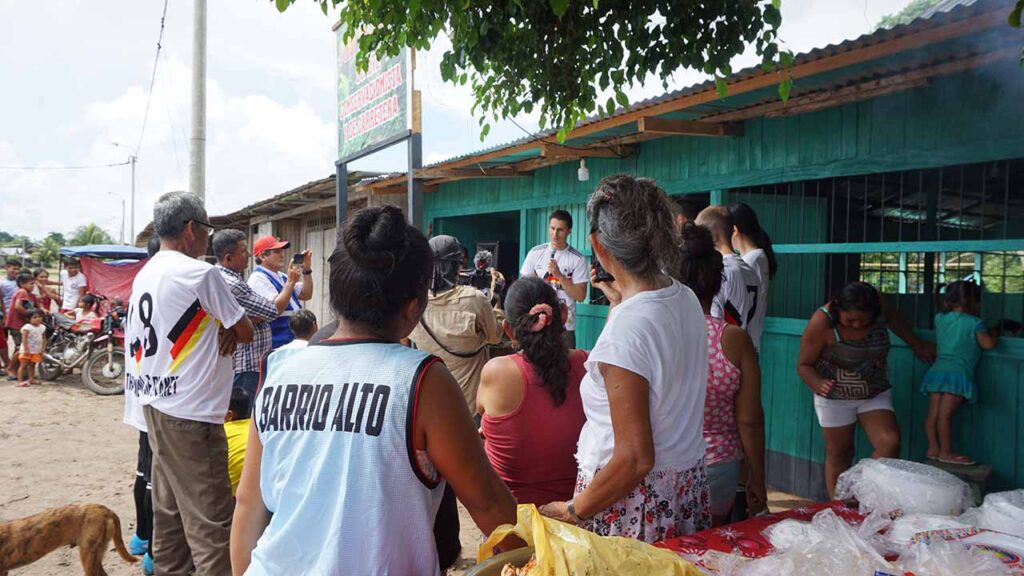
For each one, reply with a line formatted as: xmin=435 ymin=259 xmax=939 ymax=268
xmin=246 ymin=235 xmax=313 ymax=349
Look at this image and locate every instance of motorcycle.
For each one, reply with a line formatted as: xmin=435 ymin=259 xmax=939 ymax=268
xmin=38 ymin=301 xmax=126 ymax=395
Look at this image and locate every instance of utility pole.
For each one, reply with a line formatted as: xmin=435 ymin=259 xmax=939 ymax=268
xmin=112 ymin=143 xmax=138 ymax=245
xmin=120 ymin=200 xmax=126 ymax=245
xmin=130 ymin=154 xmax=136 ymax=244
xmin=190 ymin=0 xmax=207 ymax=205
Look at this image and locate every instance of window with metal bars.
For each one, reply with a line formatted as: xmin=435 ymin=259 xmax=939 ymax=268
xmin=727 ymin=159 xmax=1024 ymax=330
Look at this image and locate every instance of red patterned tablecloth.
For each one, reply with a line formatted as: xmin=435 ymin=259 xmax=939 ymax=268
xmin=655 ymin=501 xmax=864 ymax=559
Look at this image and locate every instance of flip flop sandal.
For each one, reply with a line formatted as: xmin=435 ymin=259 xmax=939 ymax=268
xmin=16 ymin=381 xmax=30 ymax=388
xmin=926 ymin=454 xmax=940 ymax=461
xmin=6 ymin=375 xmax=18 ymax=381
xmin=938 ymin=456 xmax=976 ymax=466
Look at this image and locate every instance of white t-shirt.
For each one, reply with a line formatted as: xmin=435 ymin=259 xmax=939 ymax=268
xmin=278 ymin=339 xmax=308 ymax=350
xmin=520 ymin=243 xmax=588 ymax=331
xmin=712 ymin=253 xmax=760 ymax=331
xmin=20 ymin=323 xmax=46 ymax=354
xmin=60 ymin=270 xmax=88 ymax=311
xmin=122 ymin=251 xmax=245 ymax=431
xmin=247 ymin=267 xmax=303 ymax=317
xmin=576 ymin=280 xmax=708 ymax=476
xmin=741 ymin=249 xmax=770 ymax=351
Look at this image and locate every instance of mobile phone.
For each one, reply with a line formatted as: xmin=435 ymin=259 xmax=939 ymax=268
xmin=593 ymin=259 xmax=615 ymax=283
xmin=292 ymin=253 xmax=304 ymax=265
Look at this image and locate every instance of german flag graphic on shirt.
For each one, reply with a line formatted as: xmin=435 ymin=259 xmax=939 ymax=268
xmin=167 ymin=299 xmax=214 ymax=374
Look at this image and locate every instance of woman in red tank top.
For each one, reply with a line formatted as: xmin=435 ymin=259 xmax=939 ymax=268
xmin=477 ymin=277 xmax=588 ymax=506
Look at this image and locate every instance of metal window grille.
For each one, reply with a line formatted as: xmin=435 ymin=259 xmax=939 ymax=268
xmin=727 ymin=159 xmax=1024 ymax=329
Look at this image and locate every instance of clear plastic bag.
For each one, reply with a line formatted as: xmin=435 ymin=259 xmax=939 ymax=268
xmin=726 ymin=508 xmax=899 ymax=576
xmin=834 ymin=458 xmax=973 ymax=516
xmin=898 ymin=538 xmax=1011 ymax=576
xmin=887 ymin=514 xmax=973 ymax=547
xmin=959 ymin=490 xmax=1024 ymax=538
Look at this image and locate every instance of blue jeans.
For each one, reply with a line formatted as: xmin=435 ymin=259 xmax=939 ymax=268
xmin=707 ymin=460 xmax=741 ymax=517
xmin=233 ymin=371 xmax=260 ymax=399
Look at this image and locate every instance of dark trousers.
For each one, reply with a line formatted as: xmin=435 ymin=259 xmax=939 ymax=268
xmin=134 ymin=432 xmax=154 ymax=554
xmin=144 ymin=406 xmax=234 ymax=576
xmin=233 ymin=371 xmax=260 ymax=398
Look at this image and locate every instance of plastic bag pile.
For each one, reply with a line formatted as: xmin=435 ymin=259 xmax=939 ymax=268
xmin=719 ymin=459 xmax=1024 ymax=576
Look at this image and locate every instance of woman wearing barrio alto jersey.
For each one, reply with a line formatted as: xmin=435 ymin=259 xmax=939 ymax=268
xmin=230 ymin=205 xmax=517 ymax=576
xmin=539 ymin=174 xmax=711 ymax=542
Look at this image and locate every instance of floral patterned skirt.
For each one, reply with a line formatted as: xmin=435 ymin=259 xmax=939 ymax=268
xmin=575 ymin=459 xmax=711 ymax=544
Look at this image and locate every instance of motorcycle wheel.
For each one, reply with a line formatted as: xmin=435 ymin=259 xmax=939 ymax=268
xmin=82 ymin=350 xmax=125 ymax=395
xmin=38 ymin=358 xmax=63 ymax=381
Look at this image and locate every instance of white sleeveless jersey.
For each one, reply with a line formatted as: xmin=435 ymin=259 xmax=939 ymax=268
xmin=248 ymin=339 xmax=446 ymax=576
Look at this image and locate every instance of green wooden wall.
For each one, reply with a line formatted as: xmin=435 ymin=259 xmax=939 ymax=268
xmin=425 ymin=61 xmax=1024 ymax=497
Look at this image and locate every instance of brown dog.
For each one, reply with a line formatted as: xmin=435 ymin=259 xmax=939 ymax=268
xmin=0 ymin=503 xmax=137 ymax=576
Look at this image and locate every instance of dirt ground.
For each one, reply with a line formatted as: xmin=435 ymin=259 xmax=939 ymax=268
xmin=0 ymin=375 xmax=808 ymax=575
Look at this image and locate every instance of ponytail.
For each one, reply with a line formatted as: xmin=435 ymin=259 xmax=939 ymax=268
xmin=505 ymin=277 xmax=571 ymax=406
xmin=729 ymin=202 xmax=777 ymax=279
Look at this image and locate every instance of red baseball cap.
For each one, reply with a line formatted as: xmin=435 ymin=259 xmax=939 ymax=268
xmin=252 ymin=236 xmax=290 ymax=257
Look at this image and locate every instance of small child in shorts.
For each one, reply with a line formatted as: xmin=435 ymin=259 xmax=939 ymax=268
xmin=18 ymin=309 xmax=47 ymax=387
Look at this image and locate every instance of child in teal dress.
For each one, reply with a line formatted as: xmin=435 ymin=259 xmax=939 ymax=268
xmin=922 ymin=280 xmax=998 ymax=465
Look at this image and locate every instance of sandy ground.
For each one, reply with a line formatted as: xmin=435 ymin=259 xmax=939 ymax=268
xmin=0 ymin=375 xmax=808 ymax=575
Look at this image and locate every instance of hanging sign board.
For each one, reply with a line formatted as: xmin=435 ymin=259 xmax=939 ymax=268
xmin=336 ymin=24 xmax=410 ymax=160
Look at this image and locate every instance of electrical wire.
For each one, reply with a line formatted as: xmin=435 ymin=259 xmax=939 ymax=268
xmin=135 ymin=0 xmax=170 ymax=157
xmin=0 ymin=161 xmax=131 ymax=171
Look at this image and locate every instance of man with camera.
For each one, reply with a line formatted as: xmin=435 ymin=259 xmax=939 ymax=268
xmin=246 ymin=235 xmax=313 ymax=350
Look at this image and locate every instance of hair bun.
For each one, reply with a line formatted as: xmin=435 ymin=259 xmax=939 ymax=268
xmin=680 ymin=221 xmax=716 ymax=258
xmin=342 ymin=205 xmax=409 ymax=271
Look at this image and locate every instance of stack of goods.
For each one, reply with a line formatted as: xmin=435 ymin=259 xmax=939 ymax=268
xmin=656 ymin=459 xmax=1024 ymax=576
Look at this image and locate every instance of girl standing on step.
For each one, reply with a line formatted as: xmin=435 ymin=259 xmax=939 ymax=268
xmin=922 ymin=280 xmax=998 ymax=466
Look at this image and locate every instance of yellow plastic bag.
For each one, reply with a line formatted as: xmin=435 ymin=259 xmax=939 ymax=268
xmin=478 ymin=504 xmax=703 ymax=576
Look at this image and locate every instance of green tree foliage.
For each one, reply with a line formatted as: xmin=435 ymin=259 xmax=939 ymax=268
xmin=32 ymin=237 xmax=61 ymax=268
xmin=46 ymin=232 xmax=66 ymax=246
xmin=69 ymin=223 xmax=115 ymax=246
xmin=876 ymin=0 xmax=941 ymax=30
xmin=0 ymin=231 xmax=13 ymax=244
xmin=276 ymin=0 xmax=789 ymax=141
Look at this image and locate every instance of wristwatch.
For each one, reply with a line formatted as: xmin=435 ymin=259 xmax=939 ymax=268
xmin=566 ymin=499 xmax=582 ymax=523
xmin=302 ymin=268 xmax=312 ymax=275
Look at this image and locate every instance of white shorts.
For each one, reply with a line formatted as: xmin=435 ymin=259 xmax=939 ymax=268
xmin=813 ymin=389 xmax=894 ymax=428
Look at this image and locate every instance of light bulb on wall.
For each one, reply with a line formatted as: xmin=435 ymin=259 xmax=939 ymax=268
xmin=577 ymin=159 xmax=590 ymax=182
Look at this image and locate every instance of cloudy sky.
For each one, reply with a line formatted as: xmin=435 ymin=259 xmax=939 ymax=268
xmin=0 ymin=0 xmax=911 ymax=241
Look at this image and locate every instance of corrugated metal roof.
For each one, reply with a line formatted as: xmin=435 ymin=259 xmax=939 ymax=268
xmin=421 ymin=0 xmax=1012 ymax=169
xmin=921 ymin=0 xmax=979 ymax=19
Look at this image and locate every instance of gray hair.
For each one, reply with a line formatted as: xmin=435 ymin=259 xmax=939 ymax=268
xmin=212 ymin=229 xmax=247 ymax=260
xmin=153 ymin=191 xmax=207 ymax=239
xmin=586 ymin=174 xmax=679 ymax=280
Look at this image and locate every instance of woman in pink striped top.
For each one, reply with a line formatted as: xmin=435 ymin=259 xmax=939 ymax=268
xmin=679 ymin=222 xmax=767 ymax=526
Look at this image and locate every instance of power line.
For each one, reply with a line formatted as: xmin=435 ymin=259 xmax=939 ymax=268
xmin=136 ymin=0 xmax=170 ymax=157
xmin=0 ymin=160 xmax=131 ymax=171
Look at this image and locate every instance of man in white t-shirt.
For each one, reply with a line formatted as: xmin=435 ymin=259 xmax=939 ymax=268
xmin=59 ymin=259 xmax=88 ymax=313
xmin=520 ymin=210 xmax=588 ymax=348
xmin=696 ymin=206 xmax=761 ymax=337
xmin=124 ymin=191 xmax=254 ymax=575
xmin=246 ymin=235 xmax=313 ymax=349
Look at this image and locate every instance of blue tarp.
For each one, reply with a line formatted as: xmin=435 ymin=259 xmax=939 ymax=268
xmin=59 ymin=244 xmax=148 ymax=260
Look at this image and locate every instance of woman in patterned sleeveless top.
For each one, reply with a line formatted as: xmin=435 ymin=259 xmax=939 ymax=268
xmin=677 ymin=223 xmax=766 ymax=526
xmin=797 ymin=281 xmax=936 ymax=498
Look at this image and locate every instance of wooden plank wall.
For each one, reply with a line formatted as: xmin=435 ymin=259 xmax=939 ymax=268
xmin=419 ymin=61 xmax=1024 ymax=496
xmin=426 ymin=61 xmax=1024 ymax=221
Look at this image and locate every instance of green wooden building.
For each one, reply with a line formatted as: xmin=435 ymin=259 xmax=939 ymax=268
xmin=366 ymin=0 xmax=1024 ymax=499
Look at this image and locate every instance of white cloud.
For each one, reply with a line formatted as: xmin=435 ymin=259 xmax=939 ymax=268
xmin=1 ymin=0 xmax=912 ymax=240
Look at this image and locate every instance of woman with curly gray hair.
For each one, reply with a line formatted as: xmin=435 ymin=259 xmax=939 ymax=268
xmin=539 ymin=174 xmax=711 ymax=542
